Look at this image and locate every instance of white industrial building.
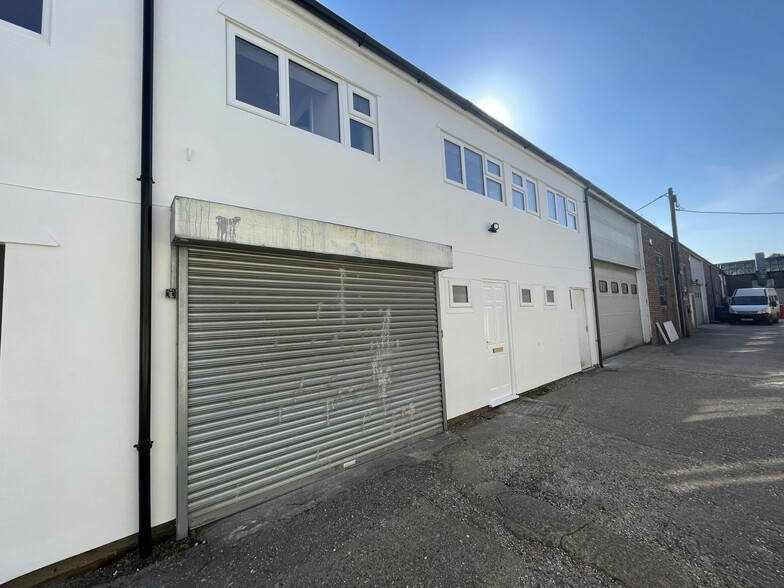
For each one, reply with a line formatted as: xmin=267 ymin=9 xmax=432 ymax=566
xmin=0 ymin=1 xmax=608 ymax=582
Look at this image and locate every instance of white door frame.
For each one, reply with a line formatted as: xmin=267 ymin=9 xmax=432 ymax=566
xmin=571 ymin=287 xmax=592 ymax=370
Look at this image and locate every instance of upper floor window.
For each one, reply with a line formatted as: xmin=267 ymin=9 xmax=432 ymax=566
xmin=511 ymin=171 xmax=539 ymax=215
xmin=546 ymin=189 xmax=578 ymax=230
xmin=229 ymin=26 xmax=377 ymax=156
xmin=443 ymin=137 xmax=503 ymax=203
xmin=348 ymin=87 xmax=376 ymax=155
xmin=289 ymin=61 xmax=340 ymax=142
xmin=0 ymin=0 xmax=46 ymax=36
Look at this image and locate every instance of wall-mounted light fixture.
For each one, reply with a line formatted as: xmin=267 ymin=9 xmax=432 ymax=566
xmin=488 ymin=222 xmax=500 ymax=233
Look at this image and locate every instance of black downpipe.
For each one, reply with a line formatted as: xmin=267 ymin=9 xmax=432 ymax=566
xmin=583 ymin=186 xmax=604 ymax=367
xmin=136 ymin=0 xmax=154 ymax=559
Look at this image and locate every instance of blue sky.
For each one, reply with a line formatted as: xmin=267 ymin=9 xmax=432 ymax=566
xmin=318 ymin=0 xmax=784 ymax=262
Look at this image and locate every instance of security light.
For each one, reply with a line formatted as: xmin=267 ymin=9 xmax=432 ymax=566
xmin=488 ymin=222 xmax=500 ymax=233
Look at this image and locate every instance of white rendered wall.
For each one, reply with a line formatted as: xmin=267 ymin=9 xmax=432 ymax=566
xmin=153 ymin=0 xmax=596 ymax=419
xmin=0 ymin=2 xmax=177 ymax=582
xmin=1 ymin=0 xmax=596 ymax=580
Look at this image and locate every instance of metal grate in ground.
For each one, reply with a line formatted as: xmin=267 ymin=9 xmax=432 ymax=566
xmin=503 ymin=398 xmax=567 ymax=419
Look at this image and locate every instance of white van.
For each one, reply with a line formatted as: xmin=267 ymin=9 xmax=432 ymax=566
xmin=728 ymin=288 xmax=780 ymax=324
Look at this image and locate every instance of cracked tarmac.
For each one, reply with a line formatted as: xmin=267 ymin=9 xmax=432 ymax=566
xmin=59 ymin=322 xmax=784 ymax=587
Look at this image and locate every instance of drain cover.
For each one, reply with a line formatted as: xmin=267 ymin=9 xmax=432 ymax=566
xmin=503 ymin=398 xmax=567 ymax=419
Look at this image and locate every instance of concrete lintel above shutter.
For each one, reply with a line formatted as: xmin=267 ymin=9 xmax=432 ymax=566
xmin=170 ymin=196 xmax=453 ymax=270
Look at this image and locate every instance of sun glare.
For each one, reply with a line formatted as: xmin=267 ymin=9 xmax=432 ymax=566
xmin=476 ymin=98 xmax=512 ymax=126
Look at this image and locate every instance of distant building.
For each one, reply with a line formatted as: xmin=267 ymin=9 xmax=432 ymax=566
xmin=718 ymin=253 xmax=784 ymax=299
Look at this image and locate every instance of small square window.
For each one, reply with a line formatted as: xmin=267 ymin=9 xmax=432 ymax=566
xmin=486 ymin=179 xmax=503 ymax=202
xmin=545 ymin=288 xmax=556 ymax=305
xmin=598 ymin=280 xmax=608 ymax=293
xmin=520 ymin=288 xmax=533 ymax=305
xmin=487 ymin=160 xmax=501 ymax=176
xmin=631 ymin=284 xmax=638 ymax=295
xmin=352 ymin=93 xmax=371 ymax=116
xmin=350 ymin=119 xmax=374 ymax=154
xmin=451 ymin=284 xmax=469 ymax=305
xmin=611 ymin=282 xmax=619 ymax=294
xmin=622 ymin=283 xmax=629 ymax=294
xmin=512 ymin=173 xmax=523 ymax=187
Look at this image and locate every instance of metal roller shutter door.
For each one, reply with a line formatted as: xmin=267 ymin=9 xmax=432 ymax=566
xmin=182 ymin=246 xmax=445 ymax=529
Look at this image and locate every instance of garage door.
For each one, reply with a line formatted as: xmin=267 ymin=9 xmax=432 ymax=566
xmin=595 ymin=260 xmax=643 ymax=356
xmin=180 ymin=246 xmax=445 ymax=529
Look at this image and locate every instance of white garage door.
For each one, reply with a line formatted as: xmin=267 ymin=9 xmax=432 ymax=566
xmin=179 ymin=246 xmax=445 ymax=530
xmin=595 ymin=260 xmax=644 ymax=356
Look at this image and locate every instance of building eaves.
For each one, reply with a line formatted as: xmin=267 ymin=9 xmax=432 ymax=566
xmin=291 ymin=0 xmax=717 ymax=268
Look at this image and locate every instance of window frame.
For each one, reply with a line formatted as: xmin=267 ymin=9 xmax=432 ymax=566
xmin=346 ymin=84 xmax=378 ymax=157
xmin=448 ymin=280 xmax=472 ymax=309
xmin=610 ymin=282 xmax=619 ymax=294
xmin=287 ymin=59 xmax=342 ymax=143
xmin=510 ymin=169 xmax=540 ymax=216
xmin=545 ymin=187 xmax=578 ymax=230
xmin=631 ymin=284 xmax=638 ymax=295
xmin=621 ymin=283 xmax=629 ymax=294
xmin=227 ymin=24 xmax=379 ymax=158
xmin=0 ymin=0 xmax=51 ymax=41
xmin=544 ymin=287 xmax=557 ymax=308
xmin=441 ymin=135 xmax=505 ymax=204
xmin=598 ymin=280 xmax=608 ymax=293
xmin=519 ymin=286 xmax=534 ymax=308
xmin=228 ymin=26 xmax=288 ymax=125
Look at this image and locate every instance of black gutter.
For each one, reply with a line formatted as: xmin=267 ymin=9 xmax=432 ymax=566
xmin=135 ymin=0 xmax=154 ymax=559
xmin=583 ymin=187 xmax=604 ymax=367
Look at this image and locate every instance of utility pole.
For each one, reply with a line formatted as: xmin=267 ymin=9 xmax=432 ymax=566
xmin=669 ymin=187 xmax=689 ymax=338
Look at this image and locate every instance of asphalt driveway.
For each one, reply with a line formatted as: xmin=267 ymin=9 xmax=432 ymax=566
xmin=63 ymin=322 xmax=784 ymax=587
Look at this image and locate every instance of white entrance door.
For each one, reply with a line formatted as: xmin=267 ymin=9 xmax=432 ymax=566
xmin=483 ymin=282 xmax=514 ymax=405
xmin=572 ymin=289 xmax=592 ymax=369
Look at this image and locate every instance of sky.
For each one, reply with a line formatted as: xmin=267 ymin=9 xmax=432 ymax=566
xmin=318 ymin=0 xmax=784 ymax=263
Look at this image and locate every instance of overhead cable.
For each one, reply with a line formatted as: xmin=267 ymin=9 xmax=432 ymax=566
xmin=635 ymin=193 xmax=668 ymax=213
xmin=678 ymin=208 xmax=784 ymax=216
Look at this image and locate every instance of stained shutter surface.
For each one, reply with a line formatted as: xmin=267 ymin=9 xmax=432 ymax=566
xmin=185 ymin=247 xmax=444 ymax=527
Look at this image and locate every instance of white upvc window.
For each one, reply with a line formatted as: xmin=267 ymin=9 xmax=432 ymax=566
xmin=519 ymin=286 xmax=535 ymax=308
xmin=227 ymin=25 xmax=378 ymax=157
xmin=448 ymin=279 xmax=472 ymax=309
xmin=511 ymin=170 xmax=540 ymax=215
xmin=347 ymin=85 xmax=377 ymax=156
xmin=546 ymin=188 xmax=578 ymax=230
xmin=442 ymin=136 xmax=504 ymax=203
xmin=545 ymin=287 xmax=557 ymax=307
